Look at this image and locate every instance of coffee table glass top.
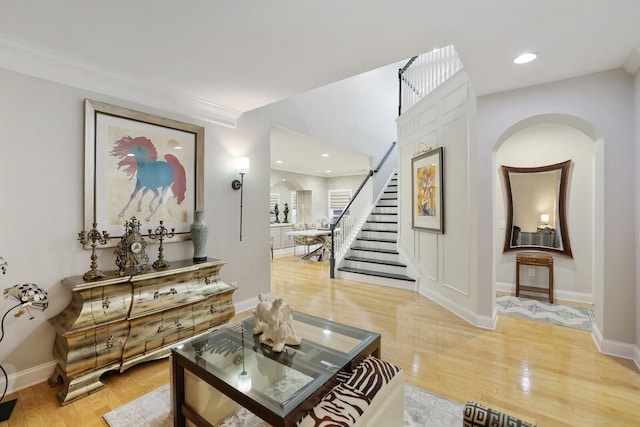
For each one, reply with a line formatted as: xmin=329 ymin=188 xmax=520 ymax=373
xmin=172 ymin=311 xmax=379 ymax=417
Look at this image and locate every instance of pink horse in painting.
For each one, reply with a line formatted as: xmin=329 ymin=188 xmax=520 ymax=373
xmin=110 ymin=136 xmax=187 ymax=221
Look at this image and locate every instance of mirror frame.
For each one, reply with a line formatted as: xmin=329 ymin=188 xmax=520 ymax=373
xmin=501 ymin=160 xmax=573 ymax=257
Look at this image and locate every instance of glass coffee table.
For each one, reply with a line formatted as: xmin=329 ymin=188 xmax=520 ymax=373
xmin=171 ymin=311 xmax=380 ymax=427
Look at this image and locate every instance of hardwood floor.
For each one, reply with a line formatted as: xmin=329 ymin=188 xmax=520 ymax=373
xmin=3 ymin=254 xmax=639 ymax=426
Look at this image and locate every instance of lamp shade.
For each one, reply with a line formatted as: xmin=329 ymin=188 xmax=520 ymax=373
xmin=236 ymin=156 xmax=250 ymax=174
xmin=540 ymin=214 xmax=550 ymax=224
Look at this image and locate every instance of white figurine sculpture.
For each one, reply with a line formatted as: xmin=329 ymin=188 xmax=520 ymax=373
xmin=252 ymin=294 xmax=301 ymax=352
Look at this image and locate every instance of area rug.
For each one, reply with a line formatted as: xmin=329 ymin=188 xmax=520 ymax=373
xmin=496 ymin=294 xmax=594 ymax=331
xmin=103 ymin=382 xmax=463 ymax=427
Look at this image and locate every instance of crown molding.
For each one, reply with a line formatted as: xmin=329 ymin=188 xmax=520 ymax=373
xmin=0 ymin=34 xmax=241 ymax=128
xmin=623 ymin=46 xmax=640 ymax=75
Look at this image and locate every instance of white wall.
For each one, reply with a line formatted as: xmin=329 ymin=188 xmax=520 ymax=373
xmin=270 ymin=170 xmax=367 ymax=224
xmin=634 ymin=65 xmax=640 ymax=366
xmin=494 ymin=124 xmax=595 ymax=302
xmin=255 ymin=61 xmax=401 ymax=196
xmin=0 ymin=67 xmax=271 ymax=391
xmin=397 ymin=70 xmax=489 ymax=327
xmin=477 ymin=69 xmax=636 ymax=349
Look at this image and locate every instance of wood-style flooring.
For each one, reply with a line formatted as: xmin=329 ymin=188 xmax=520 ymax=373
xmin=2 ymin=254 xmax=639 ymax=426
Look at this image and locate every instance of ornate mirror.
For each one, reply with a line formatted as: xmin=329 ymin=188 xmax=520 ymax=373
xmin=502 ymin=160 xmax=572 ymax=257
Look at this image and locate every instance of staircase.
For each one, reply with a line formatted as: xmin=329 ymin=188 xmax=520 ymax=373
xmin=337 ymin=173 xmax=416 ymax=289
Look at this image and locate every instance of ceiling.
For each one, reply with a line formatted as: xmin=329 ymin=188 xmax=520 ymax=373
xmin=1 ymin=1 xmax=639 ymax=113
xmin=1 ymin=1 xmax=639 ymax=176
xmin=270 ymin=126 xmax=372 ymax=177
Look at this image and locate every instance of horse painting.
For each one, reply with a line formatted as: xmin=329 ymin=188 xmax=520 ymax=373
xmin=110 ymin=136 xmax=187 ymax=221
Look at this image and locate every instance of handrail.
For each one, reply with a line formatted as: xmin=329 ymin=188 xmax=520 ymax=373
xmin=329 ymin=141 xmax=397 ymax=278
xmin=374 ymin=141 xmax=397 ymax=172
xmin=398 ymin=56 xmax=419 ymax=116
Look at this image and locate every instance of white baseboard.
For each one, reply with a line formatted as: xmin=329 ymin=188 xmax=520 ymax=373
xmin=591 ymin=322 xmax=638 ymax=362
xmin=419 ymin=285 xmax=496 ymax=330
xmin=496 ymin=282 xmax=593 ymax=304
xmin=0 ymin=360 xmax=57 ymax=395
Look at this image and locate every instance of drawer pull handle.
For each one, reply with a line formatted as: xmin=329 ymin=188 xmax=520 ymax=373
xmin=153 ymin=288 xmax=177 ymax=299
xmin=157 ymin=325 xmax=164 ymax=333
xmin=174 ymin=320 xmax=182 ymax=328
xmin=106 ymin=335 xmax=116 ymax=348
xmin=102 ymin=297 xmax=111 ymax=313
xmin=204 ymin=277 xmax=211 ymax=285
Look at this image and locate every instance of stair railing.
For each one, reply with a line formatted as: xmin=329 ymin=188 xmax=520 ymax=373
xmin=330 ymin=141 xmax=397 ymax=278
xmin=398 ymin=45 xmax=463 ymax=116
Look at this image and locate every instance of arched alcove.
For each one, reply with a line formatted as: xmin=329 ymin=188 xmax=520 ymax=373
xmin=493 ymin=114 xmax=601 ymax=306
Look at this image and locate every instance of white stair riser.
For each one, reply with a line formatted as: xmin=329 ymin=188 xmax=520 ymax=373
xmin=376 ymin=200 xmax=397 ymax=207
xmin=347 ymin=250 xmax=400 ymax=263
xmin=354 ymin=240 xmax=397 ymax=251
xmin=341 ymin=260 xmax=407 ymax=275
xmin=371 ymin=207 xmax=397 ymax=215
xmin=364 ymin=222 xmax=398 ymax=232
xmin=368 ymin=214 xmax=398 ymax=222
xmin=359 ymin=231 xmax=397 ymax=240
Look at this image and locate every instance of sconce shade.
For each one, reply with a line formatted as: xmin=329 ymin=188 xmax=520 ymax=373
xmin=540 ymin=214 xmax=550 ymax=224
xmin=236 ymin=156 xmax=250 ymax=175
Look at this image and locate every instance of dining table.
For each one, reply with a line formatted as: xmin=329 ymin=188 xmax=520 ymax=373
xmin=285 ymin=229 xmax=332 ymax=261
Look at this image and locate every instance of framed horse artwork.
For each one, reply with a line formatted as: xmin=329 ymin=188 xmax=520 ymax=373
xmin=84 ymin=99 xmax=204 ymax=243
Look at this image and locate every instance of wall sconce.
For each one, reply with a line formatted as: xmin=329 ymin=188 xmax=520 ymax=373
xmin=231 ymin=156 xmax=250 ymax=241
xmin=540 ymin=214 xmax=550 ymax=226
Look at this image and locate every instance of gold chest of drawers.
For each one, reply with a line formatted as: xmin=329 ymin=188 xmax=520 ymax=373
xmin=47 ymin=258 xmax=236 ymax=404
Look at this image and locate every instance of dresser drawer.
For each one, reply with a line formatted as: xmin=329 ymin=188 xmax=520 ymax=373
xmin=95 ymin=321 xmax=129 ymax=369
xmin=90 ymin=284 xmax=131 ymax=325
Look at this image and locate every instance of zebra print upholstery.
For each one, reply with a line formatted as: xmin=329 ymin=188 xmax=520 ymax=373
xmin=298 ymin=356 xmax=403 ymax=427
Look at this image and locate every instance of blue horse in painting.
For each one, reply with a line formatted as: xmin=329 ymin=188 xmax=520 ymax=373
xmin=110 ymin=136 xmax=187 ymax=221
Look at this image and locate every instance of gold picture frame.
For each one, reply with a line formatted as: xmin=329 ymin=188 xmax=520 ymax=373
xmin=84 ymin=99 xmax=204 ymax=242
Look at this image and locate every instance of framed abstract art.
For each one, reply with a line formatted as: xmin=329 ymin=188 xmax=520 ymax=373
xmin=411 ymin=147 xmax=444 ymax=233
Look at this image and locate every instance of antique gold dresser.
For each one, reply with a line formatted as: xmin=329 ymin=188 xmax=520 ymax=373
xmin=47 ymin=258 xmax=236 ymax=404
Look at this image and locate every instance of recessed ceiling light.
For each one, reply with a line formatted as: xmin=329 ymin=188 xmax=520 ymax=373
xmin=325 ymin=170 xmax=332 ymax=173
xmin=321 ymin=153 xmax=329 ymax=157
xmin=513 ymin=53 xmax=537 ymax=64
xmin=275 ymin=160 xmax=283 ymax=164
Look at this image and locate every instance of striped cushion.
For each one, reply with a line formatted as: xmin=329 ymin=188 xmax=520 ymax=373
xmin=345 ymin=356 xmax=401 ymax=400
xmin=463 ymin=401 xmax=536 ymax=427
xmin=298 ymin=383 xmax=371 ymax=427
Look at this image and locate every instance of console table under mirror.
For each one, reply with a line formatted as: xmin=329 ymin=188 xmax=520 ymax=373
xmin=501 ymin=160 xmax=573 ymax=257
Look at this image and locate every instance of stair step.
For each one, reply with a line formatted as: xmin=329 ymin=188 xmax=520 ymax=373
xmin=367 ymin=220 xmax=398 ymax=224
xmin=370 ymin=212 xmax=397 ymax=216
xmin=344 ymin=256 xmax=406 ymax=267
xmin=338 ymin=267 xmax=414 ymax=282
xmin=375 ymin=205 xmax=397 ymax=208
xmin=361 ymin=228 xmax=397 ymax=233
xmin=357 ymin=237 xmax=397 ymax=243
xmin=351 ymin=246 xmax=399 ymax=255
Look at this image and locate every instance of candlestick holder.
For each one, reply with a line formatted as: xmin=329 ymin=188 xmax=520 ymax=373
xmin=78 ymin=223 xmax=110 ymax=281
xmin=148 ymin=220 xmax=175 ymax=269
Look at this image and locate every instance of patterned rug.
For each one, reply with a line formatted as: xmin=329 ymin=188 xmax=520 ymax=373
xmin=104 ymin=382 xmax=463 ymax=427
xmin=496 ymin=294 xmax=594 ymax=331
